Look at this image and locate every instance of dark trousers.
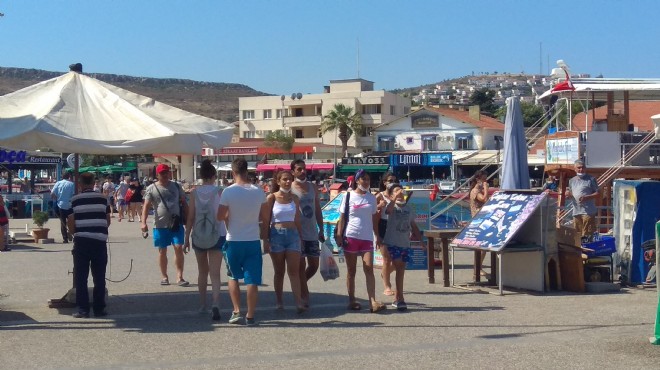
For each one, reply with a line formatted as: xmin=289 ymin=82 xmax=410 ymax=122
xmin=58 ymin=208 xmax=73 ymax=242
xmin=73 ymin=239 xmax=108 ymax=314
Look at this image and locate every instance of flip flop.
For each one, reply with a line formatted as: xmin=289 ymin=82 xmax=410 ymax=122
xmin=160 ymin=278 xmax=170 ymax=286
xmin=347 ymin=302 xmax=362 ymax=311
xmin=383 ymin=288 xmax=395 ymax=296
xmin=370 ymin=301 xmax=387 ymax=313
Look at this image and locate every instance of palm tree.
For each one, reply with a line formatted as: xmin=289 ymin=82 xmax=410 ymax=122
xmin=320 ymin=103 xmax=363 ymax=158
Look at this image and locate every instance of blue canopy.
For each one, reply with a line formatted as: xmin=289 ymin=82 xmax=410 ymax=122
xmin=501 ymin=97 xmax=530 ymax=190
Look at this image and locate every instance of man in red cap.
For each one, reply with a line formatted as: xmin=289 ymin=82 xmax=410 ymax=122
xmin=141 ymin=164 xmax=190 ymax=286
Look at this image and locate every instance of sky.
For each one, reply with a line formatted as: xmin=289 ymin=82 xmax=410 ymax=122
xmin=1 ymin=0 xmax=659 ymax=95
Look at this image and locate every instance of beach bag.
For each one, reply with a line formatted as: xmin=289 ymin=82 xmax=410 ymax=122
xmin=191 ymin=189 xmax=219 ymax=249
xmin=320 ymin=240 xmax=340 ymax=281
xmin=125 ymin=188 xmax=135 ymax=203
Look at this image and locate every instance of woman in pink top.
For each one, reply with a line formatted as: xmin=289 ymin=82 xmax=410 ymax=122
xmin=335 ymin=170 xmax=386 ymax=313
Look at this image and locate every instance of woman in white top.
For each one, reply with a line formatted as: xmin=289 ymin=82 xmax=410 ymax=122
xmin=184 ymin=160 xmax=227 ymax=321
xmin=376 ymin=172 xmax=398 ymax=297
xmin=265 ymin=170 xmax=305 ymax=313
xmin=335 ymin=170 xmax=386 ymax=313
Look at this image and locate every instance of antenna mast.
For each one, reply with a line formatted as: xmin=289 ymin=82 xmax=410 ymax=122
xmin=357 ymin=37 xmax=360 ymax=78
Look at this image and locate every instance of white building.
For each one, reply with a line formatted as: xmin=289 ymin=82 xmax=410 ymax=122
xmin=238 ymin=79 xmax=410 ymax=158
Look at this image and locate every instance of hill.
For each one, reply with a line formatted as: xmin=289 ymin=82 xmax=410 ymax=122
xmin=0 ymin=67 xmax=267 ymax=122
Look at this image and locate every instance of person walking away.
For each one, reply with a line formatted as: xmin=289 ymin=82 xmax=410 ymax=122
xmin=335 ymin=169 xmax=386 ymax=313
xmin=141 ymin=164 xmax=190 ymax=287
xmin=565 ymin=160 xmax=599 ymax=240
xmin=290 ymin=159 xmax=324 ymax=308
xmin=68 ymin=172 xmax=111 ymax=318
xmin=266 ymin=170 xmax=305 ymax=313
xmin=102 ymin=176 xmax=116 ymax=218
xmin=93 ymin=179 xmax=102 ymax=193
xmin=217 ymin=158 xmax=269 ymax=326
xmin=184 ymin=159 xmax=227 ymax=321
xmin=115 ymin=176 xmax=130 ymax=222
xmin=382 ymin=183 xmax=422 ymax=311
xmin=375 ymin=172 xmax=398 ymax=297
xmin=51 ymin=172 xmax=75 ymax=243
xmin=0 ymin=194 xmax=10 ymax=251
xmin=128 ymin=178 xmax=144 ymax=222
xmin=469 ymin=170 xmax=490 ymax=279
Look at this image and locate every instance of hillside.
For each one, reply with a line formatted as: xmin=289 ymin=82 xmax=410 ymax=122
xmin=0 ymin=67 xmax=267 ymax=122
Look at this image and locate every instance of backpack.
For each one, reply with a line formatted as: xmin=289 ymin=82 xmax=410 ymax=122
xmin=191 ymin=188 xmax=219 ymax=249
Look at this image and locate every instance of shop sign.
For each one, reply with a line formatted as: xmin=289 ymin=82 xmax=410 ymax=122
xmin=341 ymin=156 xmax=389 ymax=165
xmin=28 ymin=156 xmax=62 ymax=164
xmin=390 ymin=152 xmax=452 ymax=167
xmin=219 ymin=147 xmax=258 ymax=155
xmin=0 ymin=149 xmax=27 ymax=164
xmin=546 ymin=137 xmax=579 ymax=164
xmin=411 ymin=113 xmax=439 ymax=129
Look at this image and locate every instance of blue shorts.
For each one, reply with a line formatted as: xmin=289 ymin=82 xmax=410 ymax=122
xmin=193 ymin=235 xmax=226 ymax=253
xmin=269 ymin=227 xmax=301 ymax=254
xmin=153 ymin=226 xmax=184 ymax=248
xmin=223 ymin=240 xmax=262 ymax=285
xmin=386 ymin=245 xmax=411 ymax=263
xmin=301 ymin=240 xmax=320 ymax=258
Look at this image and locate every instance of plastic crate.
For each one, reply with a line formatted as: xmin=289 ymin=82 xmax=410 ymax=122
xmin=583 ymin=236 xmax=616 ymax=257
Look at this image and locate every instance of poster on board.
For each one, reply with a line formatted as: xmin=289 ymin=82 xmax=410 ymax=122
xmin=450 ymin=191 xmax=547 ymax=252
xmin=322 ymin=192 xmax=345 ymax=251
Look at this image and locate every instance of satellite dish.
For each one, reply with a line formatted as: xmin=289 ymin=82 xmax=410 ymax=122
xmin=296 ymin=93 xmax=302 ymax=100
xmin=280 ymin=95 xmax=285 ymax=101
xmin=291 ymin=93 xmax=296 ymax=100
xmin=66 ymin=153 xmax=81 ymax=168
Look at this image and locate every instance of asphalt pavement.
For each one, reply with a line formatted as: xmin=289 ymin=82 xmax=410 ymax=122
xmin=1 ymin=216 xmax=658 ymax=369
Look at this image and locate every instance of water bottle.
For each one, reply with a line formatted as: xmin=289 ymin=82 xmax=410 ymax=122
xmin=338 ymin=248 xmax=345 ymax=264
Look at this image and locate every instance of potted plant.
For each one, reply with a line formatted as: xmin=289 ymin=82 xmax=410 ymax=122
xmin=32 ymin=210 xmax=50 ymax=242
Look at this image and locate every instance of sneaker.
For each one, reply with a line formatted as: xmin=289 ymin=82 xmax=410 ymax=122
xmin=72 ymin=311 xmax=89 ymax=318
xmin=228 ymin=312 xmax=243 ymax=324
xmin=177 ymin=279 xmax=190 ymax=287
xmin=391 ymin=301 xmax=408 ymax=311
xmin=211 ymin=307 xmax=221 ymax=321
xmin=245 ymin=317 xmax=257 ymax=326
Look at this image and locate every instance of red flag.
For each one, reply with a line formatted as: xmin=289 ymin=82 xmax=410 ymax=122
xmin=551 ymin=67 xmax=575 ymax=92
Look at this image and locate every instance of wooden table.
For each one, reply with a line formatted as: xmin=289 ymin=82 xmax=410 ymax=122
xmin=424 ymin=228 xmax=462 ymax=286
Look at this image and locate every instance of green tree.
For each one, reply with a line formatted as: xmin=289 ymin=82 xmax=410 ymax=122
xmin=264 ymin=130 xmax=295 ymax=153
xmin=320 ymin=103 xmax=363 ymax=158
xmin=469 ymin=88 xmax=498 ymax=116
xmin=496 ymin=101 xmax=546 ymax=127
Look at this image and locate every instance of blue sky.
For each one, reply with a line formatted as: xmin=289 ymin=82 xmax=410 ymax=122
xmin=1 ymin=0 xmax=658 ymax=94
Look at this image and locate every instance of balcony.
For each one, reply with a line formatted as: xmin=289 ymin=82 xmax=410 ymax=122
xmin=283 ymin=115 xmax=322 ymax=128
xmin=294 ymin=137 xmax=323 ymax=144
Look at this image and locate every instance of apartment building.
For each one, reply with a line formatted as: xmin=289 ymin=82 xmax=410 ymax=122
xmin=238 ymin=79 xmax=410 ymax=159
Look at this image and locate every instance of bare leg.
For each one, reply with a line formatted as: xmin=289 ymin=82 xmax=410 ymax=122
xmin=269 ymin=252 xmax=286 ymax=308
xmin=158 ymin=248 xmax=168 ymax=280
xmin=345 ymin=252 xmax=358 ymax=304
xmin=299 ymin=257 xmax=309 ymax=306
xmin=246 ymin=284 xmax=258 ymax=319
xmin=172 ymin=244 xmax=185 ymax=282
xmin=228 ymin=279 xmax=241 ymax=313
xmin=208 ymin=250 xmax=223 ymax=308
xmin=393 ymin=259 xmax=406 ymax=303
xmin=195 ymin=250 xmax=209 ymax=308
xmin=362 ymin=251 xmax=377 ymax=305
xmin=380 ymin=246 xmax=393 ymax=294
xmin=305 ymin=256 xmax=319 ymax=280
xmin=285 ymin=251 xmax=303 ymax=308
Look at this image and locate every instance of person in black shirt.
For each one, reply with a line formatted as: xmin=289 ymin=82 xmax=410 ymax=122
xmin=68 ymin=172 xmax=111 ymax=318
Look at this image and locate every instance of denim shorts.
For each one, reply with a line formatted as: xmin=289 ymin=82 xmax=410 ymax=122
xmin=153 ymin=226 xmax=184 ymax=248
xmin=301 ymin=240 xmax=320 ymax=257
xmin=386 ymin=244 xmax=411 ymax=263
xmin=269 ymin=226 xmax=301 ymax=254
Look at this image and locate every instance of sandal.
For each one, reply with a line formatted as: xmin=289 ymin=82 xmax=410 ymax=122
xmin=347 ymin=302 xmax=362 ymax=311
xmin=160 ymin=278 xmax=170 ymax=286
xmin=383 ymin=288 xmax=395 ymax=296
xmin=370 ymin=301 xmax=387 ymax=313
xmin=177 ymin=279 xmax=190 ymax=287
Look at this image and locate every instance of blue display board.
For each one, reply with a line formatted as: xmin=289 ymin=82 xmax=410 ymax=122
xmin=322 ymin=192 xmax=345 ymax=251
xmin=451 ymin=191 xmax=547 ymax=252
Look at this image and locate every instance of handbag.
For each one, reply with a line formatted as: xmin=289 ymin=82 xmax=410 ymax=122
xmin=154 ymin=183 xmax=181 ymax=232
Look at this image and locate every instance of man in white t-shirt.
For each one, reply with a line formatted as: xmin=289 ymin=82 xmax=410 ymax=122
xmin=102 ymin=176 xmax=116 ymax=217
xmin=217 ymin=158 xmax=268 ymax=326
xmin=114 ymin=176 xmax=131 ymax=221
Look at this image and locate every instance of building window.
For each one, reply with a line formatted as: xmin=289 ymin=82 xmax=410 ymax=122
xmin=456 ymin=134 xmax=473 ymax=150
xmin=243 ymin=131 xmax=255 ymax=139
xmin=263 ymin=109 xmax=272 ymax=119
xmin=295 ymin=130 xmax=303 ymax=139
xmin=362 ymin=104 xmax=381 ymax=114
xmin=422 ymin=136 xmax=436 ymax=151
xmin=363 ymin=127 xmax=373 ymax=137
xmin=390 ymin=105 xmax=395 ymax=115
xmin=242 ymin=110 xmax=255 ymax=120
xmin=378 ymin=137 xmax=394 ymax=152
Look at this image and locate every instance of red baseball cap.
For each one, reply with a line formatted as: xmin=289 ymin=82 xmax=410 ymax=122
xmin=156 ymin=164 xmax=170 ymax=174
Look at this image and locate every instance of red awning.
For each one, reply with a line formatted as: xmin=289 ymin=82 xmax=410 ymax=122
xmin=309 ymin=163 xmax=334 ymax=171
xmin=256 ymin=164 xmax=291 ymax=172
xmin=257 ymin=145 xmax=314 ymax=155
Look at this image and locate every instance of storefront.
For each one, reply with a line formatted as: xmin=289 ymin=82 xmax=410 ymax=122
xmin=389 ymin=152 xmax=453 ymax=183
xmin=338 ymin=156 xmax=391 ymax=178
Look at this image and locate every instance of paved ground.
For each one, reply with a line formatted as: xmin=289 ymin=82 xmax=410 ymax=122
xmin=1 ymin=216 xmax=658 ymax=369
